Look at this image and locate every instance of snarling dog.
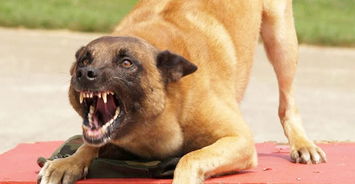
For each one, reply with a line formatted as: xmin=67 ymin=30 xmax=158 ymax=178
xmin=38 ymin=0 xmax=326 ymax=183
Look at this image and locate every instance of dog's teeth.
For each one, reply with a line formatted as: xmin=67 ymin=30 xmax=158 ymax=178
xmin=90 ymin=92 xmax=93 ymax=98
xmin=103 ymin=121 xmax=109 ymax=129
xmin=79 ymin=92 xmax=84 ymax=103
xmin=82 ymin=125 xmax=89 ymax=131
xmin=97 ymin=93 xmax=101 ymax=98
xmin=88 ymin=113 xmax=92 ymax=121
xmin=88 ymin=106 xmax=94 ymax=122
xmin=102 ymin=92 xmax=107 ymax=103
xmin=90 ymin=105 xmax=94 ymax=113
xmin=114 ymin=107 xmax=120 ymax=119
xmin=107 ymin=118 xmax=113 ymax=126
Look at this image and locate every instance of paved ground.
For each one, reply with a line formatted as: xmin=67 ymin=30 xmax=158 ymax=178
xmin=0 ymin=27 xmax=354 ymax=153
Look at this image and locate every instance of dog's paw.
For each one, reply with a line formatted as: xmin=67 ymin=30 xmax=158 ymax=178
xmin=290 ymin=143 xmax=326 ymax=164
xmin=172 ymin=155 xmax=204 ymax=184
xmin=37 ymin=157 xmax=88 ymax=184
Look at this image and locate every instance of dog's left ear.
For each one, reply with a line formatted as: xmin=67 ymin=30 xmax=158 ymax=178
xmin=157 ymin=50 xmax=197 ymax=83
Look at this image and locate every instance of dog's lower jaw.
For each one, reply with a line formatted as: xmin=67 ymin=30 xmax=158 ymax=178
xmin=82 ymin=134 xmax=111 ymax=147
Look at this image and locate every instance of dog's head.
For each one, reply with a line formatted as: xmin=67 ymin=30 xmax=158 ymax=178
xmin=69 ymin=36 xmax=197 ymax=146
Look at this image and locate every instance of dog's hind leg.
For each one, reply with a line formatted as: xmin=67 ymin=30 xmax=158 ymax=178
xmin=260 ymin=0 xmax=326 ymax=164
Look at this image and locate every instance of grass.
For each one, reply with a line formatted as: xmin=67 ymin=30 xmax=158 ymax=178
xmin=0 ymin=0 xmax=354 ymax=46
xmin=293 ymin=0 xmax=355 ymax=47
xmin=0 ymin=0 xmax=137 ymax=32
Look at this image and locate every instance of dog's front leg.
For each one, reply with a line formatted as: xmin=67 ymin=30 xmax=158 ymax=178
xmin=38 ymin=144 xmax=99 ymax=184
xmin=261 ymin=0 xmax=326 ymax=164
xmin=173 ymin=136 xmax=257 ymax=184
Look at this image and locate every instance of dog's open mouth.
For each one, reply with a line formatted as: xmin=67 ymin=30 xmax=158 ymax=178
xmin=79 ymin=91 xmax=123 ymax=145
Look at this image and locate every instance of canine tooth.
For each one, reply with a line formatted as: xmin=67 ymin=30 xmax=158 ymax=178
xmin=114 ymin=108 xmax=120 ymax=119
xmin=79 ymin=92 xmax=84 ymax=103
xmin=102 ymin=92 xmax=107 ymax=103
xmin=90 ymin=93 xmax=93 ymax=98
xmin=107 ymin=119 xmax=113 ymax=126
xmin=88 ymin=116 xmax=92 ymax=122
xmin=97 ymin=93 xmax=101 ymax=98
xmin=90 ymin=105 xmax=94 ymax=113
xmin=100 ymin=127 xmax=106 ymax=134
xmin=88 ymin=114 xmax=92 ymax=122
xmin=82 ymin=125 xmax=89 ymax=131
xmin=104 ymin=121 xmax=110 ymax=129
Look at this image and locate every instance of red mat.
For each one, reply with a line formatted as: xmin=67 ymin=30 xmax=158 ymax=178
xmin=0 ymin=141 xmax=354 ymax=184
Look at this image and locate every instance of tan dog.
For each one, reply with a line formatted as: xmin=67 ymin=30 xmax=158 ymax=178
xmin=38 ymin=0 xmax=326 ymax=183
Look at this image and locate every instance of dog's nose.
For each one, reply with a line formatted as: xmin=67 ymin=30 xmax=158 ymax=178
xmin=76 ymin=67 xmax=98 ymax=81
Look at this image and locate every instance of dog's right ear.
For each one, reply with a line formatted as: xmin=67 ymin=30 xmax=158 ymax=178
xmin=75 ymin=46 xmax=87 ymax=62
xmin=70 ymin=46 xmax=86 ymax=75
xmin=156 ymin=50 xmax=197 ymax=83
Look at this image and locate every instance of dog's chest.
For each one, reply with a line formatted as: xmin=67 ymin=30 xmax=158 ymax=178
xmin=112 ymin=120 xmax=184 ymax=159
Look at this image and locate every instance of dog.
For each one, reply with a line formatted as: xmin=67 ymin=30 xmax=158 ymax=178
xmin=38 ymin=0 xmax=326 ymax=183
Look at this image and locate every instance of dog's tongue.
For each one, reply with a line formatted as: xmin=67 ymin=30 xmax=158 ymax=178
xmin=93 ymin=95 xmax=116 ymax=125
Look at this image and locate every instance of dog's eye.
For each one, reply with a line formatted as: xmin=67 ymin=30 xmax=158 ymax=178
xmin=78 ymin=52 xmax=92 ymax=66
xmin=82 ymin=59 xmax=90 ymax=65
xmin=121 ymin=59 xmax=133 ymax=68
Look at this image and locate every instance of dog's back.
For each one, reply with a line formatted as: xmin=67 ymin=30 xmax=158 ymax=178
xmin=115 ymin=0 xmax=264 ymax=101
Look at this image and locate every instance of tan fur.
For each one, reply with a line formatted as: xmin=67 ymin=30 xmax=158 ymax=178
xmin=39 ymin=0 xmax=326 ymax=184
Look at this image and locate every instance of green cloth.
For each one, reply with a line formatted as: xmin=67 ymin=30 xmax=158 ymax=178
xmin=37 ymin=135 xmax=180 ymax=178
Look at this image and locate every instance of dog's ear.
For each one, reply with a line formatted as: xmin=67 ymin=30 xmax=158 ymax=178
xmin=75 ymin=46 xmax=87 ymax=62
xmin=70 ymin=46 xmax=87 ymax=75
xmin=157 ymin=50 xmax=197 ymax=83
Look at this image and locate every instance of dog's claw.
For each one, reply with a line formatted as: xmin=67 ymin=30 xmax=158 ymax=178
xmin=37 ymin=158 xmax=87 ymax=184
xmin=291 ymin=145 xmax=326 ymax=164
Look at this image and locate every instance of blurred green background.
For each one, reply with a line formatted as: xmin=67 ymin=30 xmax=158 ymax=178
xmin=0 ymin=0 xmax=354 ymax=47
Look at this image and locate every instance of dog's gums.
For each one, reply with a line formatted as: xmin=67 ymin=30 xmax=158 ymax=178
xmin=79 ymin=90 xmax=124 ymax=145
